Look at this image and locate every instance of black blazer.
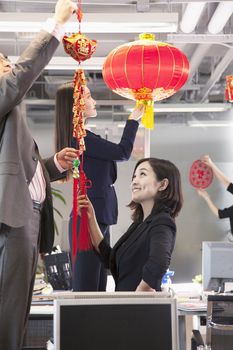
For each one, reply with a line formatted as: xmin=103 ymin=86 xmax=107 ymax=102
xmin=99 ymin=210 xmax=176 ymax=291
xmin=72 ymin=120 xmax=139 ymax=224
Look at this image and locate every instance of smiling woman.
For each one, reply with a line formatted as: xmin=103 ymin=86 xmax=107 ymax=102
xmin=78 ymin=157 xmax=183 ymax=292
xmin=55 ymin=82 xmax=144 ymax=293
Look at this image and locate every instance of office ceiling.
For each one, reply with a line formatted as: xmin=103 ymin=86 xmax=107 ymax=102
xmin=1 ymin=0 xmax=233 ymax=124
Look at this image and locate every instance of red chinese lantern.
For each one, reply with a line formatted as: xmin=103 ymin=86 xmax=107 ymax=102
xmin=225 ymin=75 xmax=233 ymax=102
xmin=103 ymin=33 xmax=189 ymax=129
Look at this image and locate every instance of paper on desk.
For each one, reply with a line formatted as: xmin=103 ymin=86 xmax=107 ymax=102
xmin=178 ymin=301 xmax=207 ymax=312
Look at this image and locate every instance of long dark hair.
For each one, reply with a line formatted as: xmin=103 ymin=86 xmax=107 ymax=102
xmin=55 ymin=82 xmax=74 ymax=152
xmin=128 ymin=157 xmax=183 ymax=222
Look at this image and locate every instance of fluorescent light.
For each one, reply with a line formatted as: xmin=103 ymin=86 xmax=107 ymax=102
xmin=208 ymin=1 xmax=233 ymax=34
xmin=180 ymin=2 xmax=206 ymax=34
xmin=126 ymin=103 xmax=231 ymax=113
xmin=0 ymin=12 xmax=178 ymax=33
xmin=188 ymin=121 xmax=233 ymax=127
xmin=9 ymin=56 xmax=104 ymax=70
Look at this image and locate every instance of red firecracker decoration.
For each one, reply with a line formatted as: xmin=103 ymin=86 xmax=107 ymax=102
xmin=103 ymin=33 xmax=189 ymax=129
xmin=189 ymin=160 xmax=213 ymax=189
xmin=62 ymin=0 xmax=97 ymax=258
xmin=71 ymin=70 xmax=93 ymax=257
xmin=225 ymin=75 xmax=233 ymax=102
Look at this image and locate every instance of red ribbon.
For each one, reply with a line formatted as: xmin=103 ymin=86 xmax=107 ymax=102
xmin=72 ymin=155 xmax=92 ymax=263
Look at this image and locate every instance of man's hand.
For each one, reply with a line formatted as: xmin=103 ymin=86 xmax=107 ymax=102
xmin=54 ymin=0 xmax=77 ymax=25
xmin=56 ymin=147 xmax=78 ymax=169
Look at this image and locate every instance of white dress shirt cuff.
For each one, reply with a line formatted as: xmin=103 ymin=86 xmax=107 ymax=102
xmin=54 ymin=154 xmax=67 ymax=173
xmin=43 ymin=17 xmax=65 ymax=42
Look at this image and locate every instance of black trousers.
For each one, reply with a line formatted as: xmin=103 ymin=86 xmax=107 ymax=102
xmin=69 ymin=215 xmax=110 ymax=291
xmin=0 ymin=208 xmax=41 ymax=350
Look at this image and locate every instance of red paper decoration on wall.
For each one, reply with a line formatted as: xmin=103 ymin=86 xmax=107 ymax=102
xmin=189 ymin=160 xmax=213 ymax=189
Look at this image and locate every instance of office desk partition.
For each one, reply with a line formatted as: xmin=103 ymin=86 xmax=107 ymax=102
xmin=54 ymin=293 xmax=179 ymax=350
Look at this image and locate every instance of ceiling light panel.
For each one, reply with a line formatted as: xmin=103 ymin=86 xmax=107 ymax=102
xmin=0 ymin=12 xmax=178 ymax=33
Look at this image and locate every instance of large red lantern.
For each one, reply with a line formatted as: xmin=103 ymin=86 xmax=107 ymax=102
xmin=103 ymin=33 xmax=189 ymax=129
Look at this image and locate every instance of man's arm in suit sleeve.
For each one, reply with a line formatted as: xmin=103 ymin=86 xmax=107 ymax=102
xmin=43 ymin=156 xmax=67 ymax=182
xmin=0 ymin=31 xmax=60 ymax=119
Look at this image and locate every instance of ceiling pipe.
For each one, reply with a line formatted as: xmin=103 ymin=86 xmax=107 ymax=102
xmin=180 ymin=2 xmax=206 ymax=33
xmin=199 ymin=47 xmax=233 ymax=102
xmin=208 ymin=1 xmax=233 ymax=34
xmin=171 ymin=43 xmax=212 ymax=102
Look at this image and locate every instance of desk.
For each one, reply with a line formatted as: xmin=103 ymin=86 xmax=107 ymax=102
xmin=171 ymin=283 xmax=204 ymax=350
xmin=178 ymin=308 xmax=207 ymax=350
xmin=27 ymin=283 xmax=203 ymax=350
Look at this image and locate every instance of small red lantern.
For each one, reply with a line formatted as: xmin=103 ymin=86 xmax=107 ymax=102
xmin=103 ymin=33 xmax=189 ymax=129
xmin=63 ymin=33 xmax=97 ymax=64
xmin=225 ymin=75 xmax=233 ymax=102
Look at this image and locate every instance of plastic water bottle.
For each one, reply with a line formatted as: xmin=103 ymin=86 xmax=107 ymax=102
xmin=161 ymin=269 xmax=174 ymax=292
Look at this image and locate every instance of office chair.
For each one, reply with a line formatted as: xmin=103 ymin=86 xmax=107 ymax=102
xmin=206 ymin=294 xmax=233 ymax=350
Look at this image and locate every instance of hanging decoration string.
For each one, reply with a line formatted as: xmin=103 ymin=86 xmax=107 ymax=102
xmin=63 ymin=0 xmax=97 ymax=260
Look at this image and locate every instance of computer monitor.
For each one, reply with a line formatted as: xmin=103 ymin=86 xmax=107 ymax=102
xmin=202 ymin=241 xmax=233 ymax=292
xmin=54 ymin=292 xmax=179 ymax=350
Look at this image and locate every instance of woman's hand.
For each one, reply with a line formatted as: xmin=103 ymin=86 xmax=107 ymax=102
xmin=201 ymin=154 xmax=212 ymax=168
xmin=136 ymin=280 xmax=155 ymax=292
xmin=77 ymin=194 xmax=95 ymax=220
xmin=197 ymin=188 xmax=209 ymax=200
xmin=128 ymin=104 xmax=145 ymax=121
xmin=78 ymin=194 xmax=104 ymax=249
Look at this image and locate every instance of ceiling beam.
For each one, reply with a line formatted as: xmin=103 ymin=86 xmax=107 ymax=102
xmin=172 ymin=43 xmax=212 ymax=102
xmin=199 ymin=47 xmax=233 ymax=103
xmin=23 ymin=98 xmax=231 ymax=113
xmin=168 ymin=33 xmax=233 ymax=44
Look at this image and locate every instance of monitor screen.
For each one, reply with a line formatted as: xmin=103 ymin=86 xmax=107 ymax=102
xmin=54 ymin=293 xmax=179 ymax=350
xmin=202 ymin=241 xmax=233 ymax=292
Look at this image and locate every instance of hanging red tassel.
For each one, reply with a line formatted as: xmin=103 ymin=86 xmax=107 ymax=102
xmin=77 ymin=166 xmax=92 ymax=250
xmin=72 ymin=177 xmax=79 ymax=260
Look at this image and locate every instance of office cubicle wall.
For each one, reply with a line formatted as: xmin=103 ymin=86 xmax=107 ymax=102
xmin=54 ymin=293 xmax=179 ymax=350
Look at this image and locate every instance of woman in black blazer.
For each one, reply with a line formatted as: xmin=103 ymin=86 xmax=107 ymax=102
xmin=55 ymin=83 xmax=144 ymax=291
xmin=78 ymin=157 xmax=183 ymax=291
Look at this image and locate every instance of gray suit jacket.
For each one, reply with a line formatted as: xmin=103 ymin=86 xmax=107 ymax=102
xmin=0 ymin=30 xmax=64 ymax=253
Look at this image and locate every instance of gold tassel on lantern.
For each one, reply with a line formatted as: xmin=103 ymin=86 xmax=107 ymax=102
xmin=136 ymin=99 xmax=154 ymax=129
